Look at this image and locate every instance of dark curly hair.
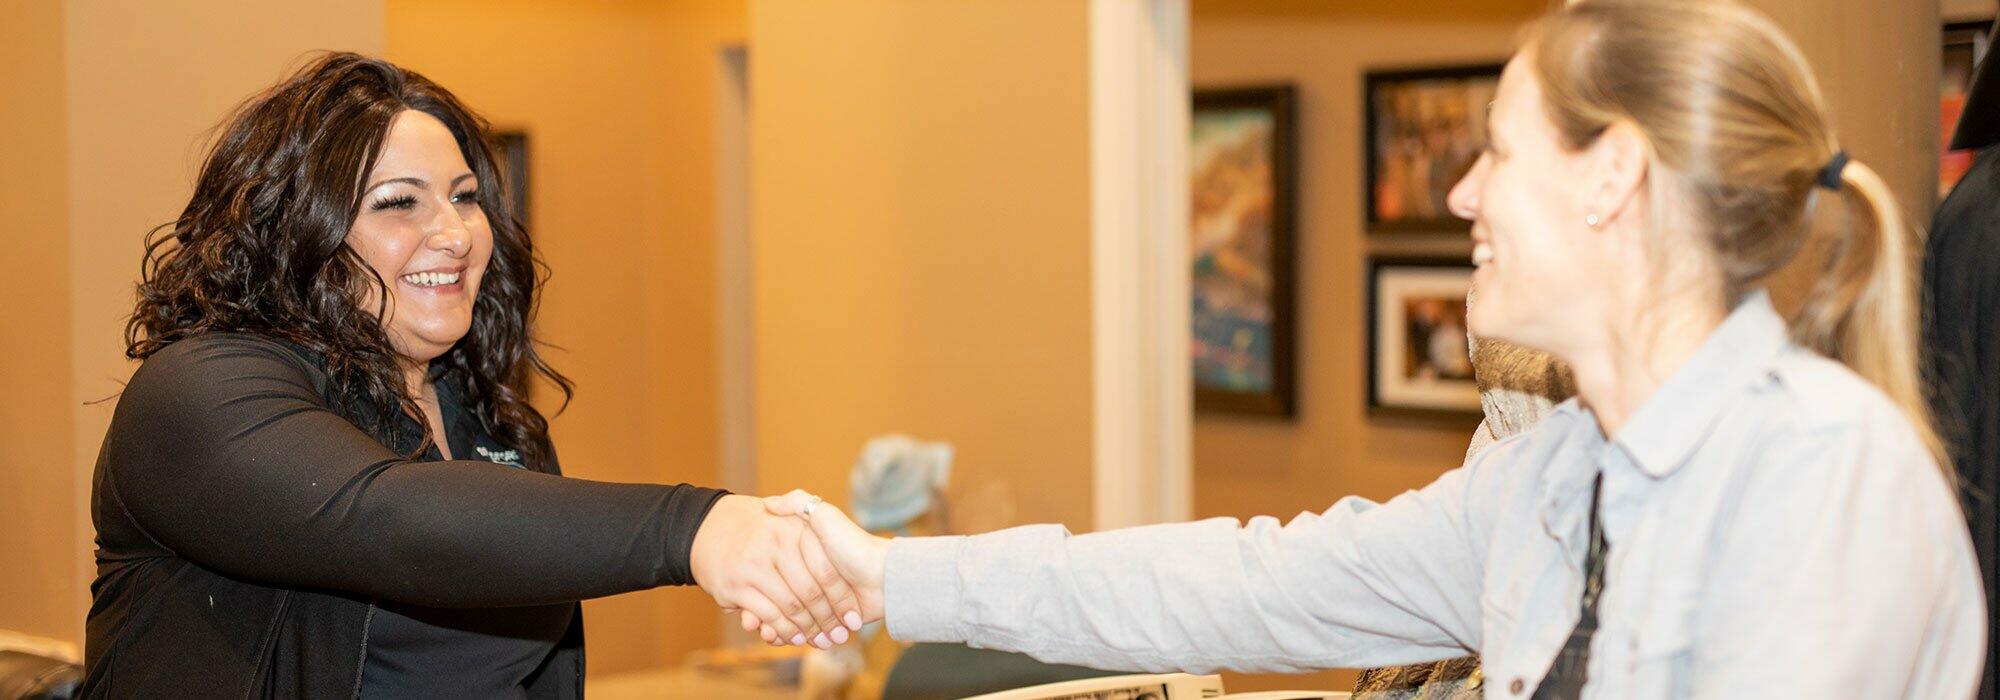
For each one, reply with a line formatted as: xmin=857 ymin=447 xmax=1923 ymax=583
xmin=126 ymin=52 xmax=571 ymax=471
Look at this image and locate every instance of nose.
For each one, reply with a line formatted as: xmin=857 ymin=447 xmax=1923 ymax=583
xmin=1446 ymin=152 xmax=1487 ymax=223
xmin=427 ymin=207 xmax=472 ymax=258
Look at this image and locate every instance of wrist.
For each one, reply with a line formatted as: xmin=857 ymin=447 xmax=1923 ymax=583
xmin=689 ymin=494 xmax=756 ymax=589
xmin=866 ymin=534 xmax=891 ymax=587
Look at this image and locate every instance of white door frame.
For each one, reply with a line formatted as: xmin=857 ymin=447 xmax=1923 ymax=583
xmin=1090 ymin=0 xmax=1193 ymax=531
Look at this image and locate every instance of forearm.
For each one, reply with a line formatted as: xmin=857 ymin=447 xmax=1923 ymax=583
xmin=107 ymin=334 xmax=730 ymax=607
xmin=122 ymin=452 xmax=726 ymax=607
xmin=310 ymin=463 xmax=729 ymax=607
xmin=884 ymin=513 xmax=1472 ymax=674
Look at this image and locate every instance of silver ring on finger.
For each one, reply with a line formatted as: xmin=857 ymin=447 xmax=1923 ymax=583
xmin=803 ymin=495 xmax=823 ymax=519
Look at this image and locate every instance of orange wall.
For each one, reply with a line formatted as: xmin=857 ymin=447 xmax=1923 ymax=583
xmin=386 ymin=0 xmax=745 ymax=676
xmin=1742 ymin=0 xmax=1937 ymax=215
xmin=1189 ymin=0 xmax=1557 ymax=692
xmin=748 ymin=0 xmax=1097 ymax=534
xmin=0 ymin=0 xmax=383 ymax=653
xmin=0 ymin=0 xmax=77 ymax=650
xmin=1186 ymin=3 xmax=1534 ymax=527
xmin=1944 ymin=0 xmax=1994 ymax=20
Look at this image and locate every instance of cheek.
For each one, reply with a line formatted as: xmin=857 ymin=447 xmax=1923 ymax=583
xmin=468 ymin=227 xmax=497 ymax=293
xmin=345 ymin=223 xmax=417 ymax=282
xmin=344 ymin=225 xmax=411 ymax=315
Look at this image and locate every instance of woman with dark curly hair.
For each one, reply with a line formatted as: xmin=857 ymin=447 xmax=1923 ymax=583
xmin=84 ymin=52 xmax=859 ymax=699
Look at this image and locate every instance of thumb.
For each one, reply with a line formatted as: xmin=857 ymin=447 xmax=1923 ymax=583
xmin=762 ymin=490 xmax=878 ymax=576
xmin=763 ymin=489 xmax=815 ymax=516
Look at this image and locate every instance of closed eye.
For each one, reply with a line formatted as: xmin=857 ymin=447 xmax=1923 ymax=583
xmin=370 ymin=194 xmax=417 ymax=212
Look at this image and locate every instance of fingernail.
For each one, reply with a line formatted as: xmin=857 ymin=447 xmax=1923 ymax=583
xmin=844 ymin=611 xmax=862 ymax=630
xmin=812 ymin=633 xmax=830 ymax=649
xmin=830 ymin=626 xmax=849 ymax=644
xmin=790 ymin=633 xmax=806 ymax=646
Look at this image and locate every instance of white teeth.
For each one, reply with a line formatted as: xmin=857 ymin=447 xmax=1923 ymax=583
xmin=401 ymin=271 xmax=461 ymax=287
xmin=1472 ymin=243 xmax=1494 ymax=267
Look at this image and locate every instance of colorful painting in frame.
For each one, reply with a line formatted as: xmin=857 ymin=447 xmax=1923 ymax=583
xmin=1368 ymin=257 xmax=1480 ymax=419
xmin=1191 ymin=85 xmax=1298 ymax=417
xmin=1364 ymin=64 xmax=1501 ymax=232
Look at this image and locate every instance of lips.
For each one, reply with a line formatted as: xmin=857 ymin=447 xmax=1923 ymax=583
xmin=400 ymin=269 xmax=463 ymax=288
xmin=404 ymin=266 xmax=470 ymax=292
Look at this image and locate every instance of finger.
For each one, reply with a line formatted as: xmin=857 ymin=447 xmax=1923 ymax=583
xmin=753 ymin=570 xmax=823 ymax=645
xmin=775 ymin=534 xmax=842 ymax=643
xmin=800 ymin=531 xmax=862 ymax=633
xmin=734 ymin=589 xmax=802 ymax=645
xmin=799 ymin=494 xmax=859 ymax=538
xmin=738 ymin=609 xmax=760 ymax=634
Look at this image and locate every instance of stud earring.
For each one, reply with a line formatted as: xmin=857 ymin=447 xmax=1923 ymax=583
xmin=1585 ymin=213 xmax=1601 ymax=228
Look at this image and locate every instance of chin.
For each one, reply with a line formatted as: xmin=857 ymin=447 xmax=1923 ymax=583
xmin=1466 ymin=302 xmax=1500 ymax=340
xmin=396 ymin=324 xmax=473 ymax=361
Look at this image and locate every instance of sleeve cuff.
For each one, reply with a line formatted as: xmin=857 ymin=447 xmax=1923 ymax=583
xmin=883 ymin=534 xmax=968 ymax=643
xmin=667 ymin=486 xmax=730 ymax=586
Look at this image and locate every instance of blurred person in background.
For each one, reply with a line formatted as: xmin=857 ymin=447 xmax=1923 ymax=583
xmin=1352 ymin=298 xmax=1576 ymax=699
xmin=1927 ymin=20 xmax=2000 ymax=700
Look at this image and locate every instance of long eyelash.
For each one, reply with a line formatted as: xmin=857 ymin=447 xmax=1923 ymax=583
xmin=370 ymin=194 xmax=417 ymax=211
xmin=452 ymin=190 xmax=480 ymax=204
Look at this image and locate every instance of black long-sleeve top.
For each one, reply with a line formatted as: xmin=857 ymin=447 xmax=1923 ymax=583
xmin=81 ymin=333 xmax=726 ymax=699
xmin=1927 ymin=146 xmax=2000 ymax=700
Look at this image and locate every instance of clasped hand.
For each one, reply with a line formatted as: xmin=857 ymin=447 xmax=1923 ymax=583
xmin=689 ymin=493 xmax=888 ymax=648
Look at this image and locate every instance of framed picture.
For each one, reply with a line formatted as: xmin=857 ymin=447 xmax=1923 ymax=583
xmin=1367 ymin=257 xmax=1480 ymax=419
xmin=493 ymin=130 xmax=531 ymax=224
xmin=1942 ymin=21 xmax=1992 ymax=199
xmin=1364 ymin=64 xmax=1502 ymax=232
xmin=1191 ymin=85 xmax=1298 ymax=417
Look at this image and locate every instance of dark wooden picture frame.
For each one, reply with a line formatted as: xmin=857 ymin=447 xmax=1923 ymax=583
xmin=1191 ymin=85 xmax=1299 ymax=417
xmin=494 ymin=130 xmax=531 ymax=225
xmin=1366 ymin=256 xmax=1481 ymax=421
xmin=1942 ymin=21 xmax=1992 ymax=199
xmin=1363 ymin=64 xmax=1503 ymax=233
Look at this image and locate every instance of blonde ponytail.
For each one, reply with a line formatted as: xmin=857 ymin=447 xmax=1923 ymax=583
xmin=1792 ymin=160 xmax=1946 ymax=466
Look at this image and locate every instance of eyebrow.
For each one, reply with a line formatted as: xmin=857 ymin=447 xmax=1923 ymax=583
xmin=363 ymin=172 xmax=477 ymax=195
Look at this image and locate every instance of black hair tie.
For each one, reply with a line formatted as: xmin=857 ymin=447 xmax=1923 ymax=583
xmin=1816 ymin=150 xmax=1849 ymax=191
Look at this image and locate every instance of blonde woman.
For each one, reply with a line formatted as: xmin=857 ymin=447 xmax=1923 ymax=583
xmin=762 ymin=1 xmax=1986 ymax=696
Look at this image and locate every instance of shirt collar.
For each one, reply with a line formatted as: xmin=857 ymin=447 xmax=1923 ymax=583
xmin=1609 ymin=290 xmax=1791 ymax=478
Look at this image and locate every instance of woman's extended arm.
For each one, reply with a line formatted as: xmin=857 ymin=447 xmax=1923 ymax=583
xmin=768 ymin=441 xmax=1520 ymax=674
xmin=101 ymin=334 xmax=828 ymax=622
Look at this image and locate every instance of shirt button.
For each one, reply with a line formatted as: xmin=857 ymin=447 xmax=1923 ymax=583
xmin=1510 ymin=678 xmax=1526 ymax=694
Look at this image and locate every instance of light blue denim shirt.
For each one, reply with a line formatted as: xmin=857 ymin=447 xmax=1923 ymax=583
xmin=884 ymin=293 xmax=1986 ymax=698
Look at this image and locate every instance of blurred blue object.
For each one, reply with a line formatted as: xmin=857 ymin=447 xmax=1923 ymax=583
xmin=850 ymin=435 xmax=952 ymax=533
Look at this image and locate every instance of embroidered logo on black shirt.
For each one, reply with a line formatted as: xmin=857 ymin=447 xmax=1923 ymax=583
xmin=474 ymin=445 xmax=525 ymax=468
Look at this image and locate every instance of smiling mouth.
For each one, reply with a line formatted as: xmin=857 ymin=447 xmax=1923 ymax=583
xmin=401 ymin=271 xmax=462 ymax=288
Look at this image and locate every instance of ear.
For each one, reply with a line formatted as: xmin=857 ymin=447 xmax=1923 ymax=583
xmin=1586 ymin=121 xmax=1648 ymax=227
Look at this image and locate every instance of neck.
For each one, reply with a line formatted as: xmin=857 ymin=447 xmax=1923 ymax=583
xmin=1563 ymin=292 xmax=1728 ymax=439
xmin=403 ymin=360 xmax=433 ymax=400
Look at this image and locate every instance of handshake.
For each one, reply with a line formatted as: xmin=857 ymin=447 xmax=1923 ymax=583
xmin=687 ymin=490 xmax=890 ymax=649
